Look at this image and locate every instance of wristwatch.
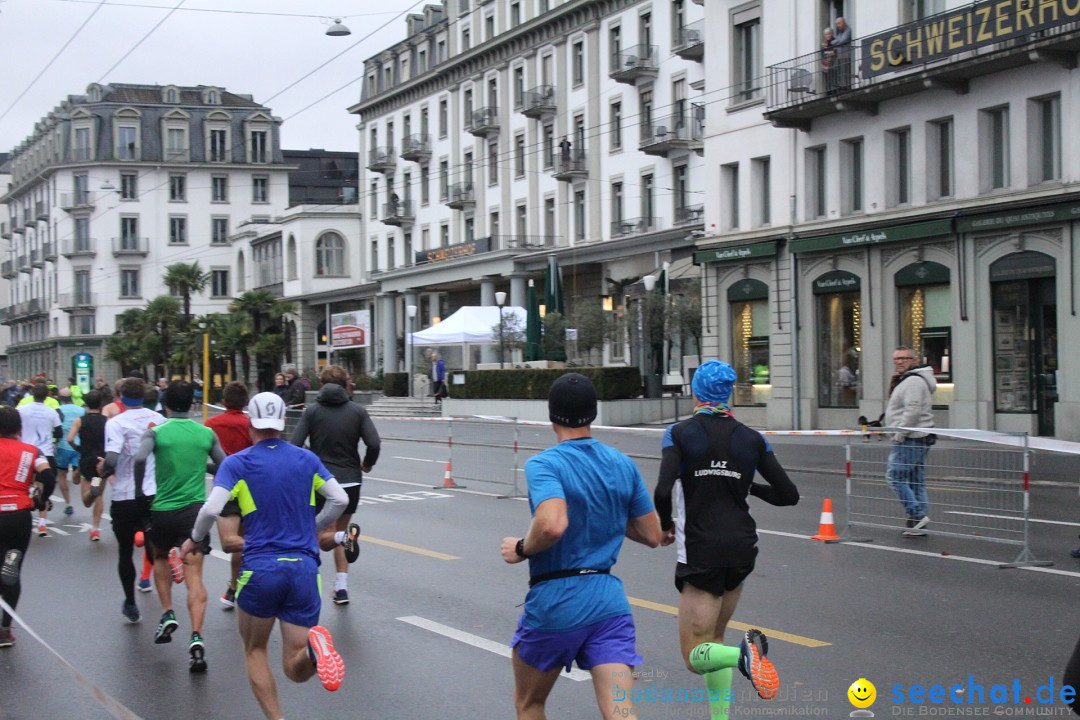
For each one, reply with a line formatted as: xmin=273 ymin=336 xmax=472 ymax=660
xmin=515 ymin=537 xmax=530 ymax=559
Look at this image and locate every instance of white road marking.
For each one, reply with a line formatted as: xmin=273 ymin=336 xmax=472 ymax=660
xmin=757 ymin=529 xmax=1080 ymax=578
xmin=944 ymin=511 xmax=1080 ymax=528
xmin=397 ymin=615 xmax=591 ymax=682
xmin=63 ymin=523 xmax=94 ymax=533
xmin=366 ymin=475 xmax=529 ymax=500
xmin=39 ymin=518 xmax=70 ymax=535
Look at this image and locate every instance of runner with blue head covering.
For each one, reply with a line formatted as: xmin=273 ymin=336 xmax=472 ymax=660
xmin=655 ymin=359 xmax=801 ymax=702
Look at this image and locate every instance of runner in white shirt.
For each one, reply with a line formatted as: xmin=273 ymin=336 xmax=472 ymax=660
xmin=100 ymin=377 xmax=165 ymax=624
xmin=17 ymin=383 xmax=62 ymax=537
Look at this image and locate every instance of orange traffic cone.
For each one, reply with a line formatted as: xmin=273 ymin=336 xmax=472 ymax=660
xmin=436 ymin=462 xmax=464 ymax=489
xmin=811 ymin=499 xmax=839 ymax=541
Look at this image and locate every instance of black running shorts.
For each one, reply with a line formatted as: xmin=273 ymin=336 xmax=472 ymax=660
xmin=315 ymin=484 xmax=360 ymax=515
xmin=674 ymin=560 xmax=756 ymax=597
xmin=149 ymin=503 xmax=210 ymax=556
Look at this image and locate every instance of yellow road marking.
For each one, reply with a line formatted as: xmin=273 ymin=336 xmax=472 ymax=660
xmin=627 ymin=596 xmax=831 ymax=648
xmin=360 ymin=536 xmax=460 ymax=561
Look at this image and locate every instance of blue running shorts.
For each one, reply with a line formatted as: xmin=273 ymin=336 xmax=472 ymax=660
xmin=55 ymin=447 xmax=79 ymax=470
xmin=235 ymin=554 xmax=321 ymax=628
xmin=511 ymin=613 xmax=642 ymax=673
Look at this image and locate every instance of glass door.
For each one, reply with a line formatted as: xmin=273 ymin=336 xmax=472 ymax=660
xmin=1033 ymin=278 xmax=1057 ymax=436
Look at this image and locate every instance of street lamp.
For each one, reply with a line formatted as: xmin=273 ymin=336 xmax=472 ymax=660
xmin=406 ymin=304 xmax=417 ymax=397
xmin=325 ymin=18 xmax=352 ymax=36
xmin=641 ymin=274 xmax=659 ymax=398
xmin=495 ymin=291 xmax=507 ymax=370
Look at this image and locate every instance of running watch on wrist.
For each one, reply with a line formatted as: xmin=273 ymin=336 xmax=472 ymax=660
xmin=515 ymin=538 xmax=530 ymax=559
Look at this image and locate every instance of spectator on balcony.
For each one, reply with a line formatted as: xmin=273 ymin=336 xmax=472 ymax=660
xmin=559 ymin=136 xmax=572 ymax=167
xmin=821 ymin=28 xmax=838 ymax=94
xmin=832 ymin=17 xmax=853 ymax=91
xmin=389 ymin=192 xmax=400 ymax=215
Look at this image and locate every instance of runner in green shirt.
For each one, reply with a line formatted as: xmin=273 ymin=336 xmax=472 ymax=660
xmin=133 ymin=380 xmax=225 ymax=673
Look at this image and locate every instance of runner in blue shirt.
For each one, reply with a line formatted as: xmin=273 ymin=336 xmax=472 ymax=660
xmin=182 ymin=393 xmax=349 ymax=720
xmin=501 ymin=373 xmax=664 ymax=719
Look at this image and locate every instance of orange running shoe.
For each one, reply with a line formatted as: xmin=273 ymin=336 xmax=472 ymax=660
xmin=308 ymin=625 xmax=345 ymax=692
xmin=738 ymin=629 xmax=779 ymax=700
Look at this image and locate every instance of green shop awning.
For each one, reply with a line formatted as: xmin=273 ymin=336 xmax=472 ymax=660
xmin=790 ymin=218 xmax=953 ymax=254
xmin=957 ymin=201 xmax=1080 ymax=233
xmin=694 ymin=240 xmax=777 ymax=265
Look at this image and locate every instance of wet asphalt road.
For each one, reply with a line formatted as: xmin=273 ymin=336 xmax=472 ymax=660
xmin=3 ymin=424 xmax=1079 ymax=719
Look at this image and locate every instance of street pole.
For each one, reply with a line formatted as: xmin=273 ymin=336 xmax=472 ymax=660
xmin=202 ymin=332 xmax=210 ymax=423
xmin=495 ymin=291 xmax=507 ymax=370
xmin=406 ymin=304 xmax=417 ymax=397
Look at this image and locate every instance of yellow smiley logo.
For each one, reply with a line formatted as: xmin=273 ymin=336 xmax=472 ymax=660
xmin=848 ymin=678 xmax=876 ymax=709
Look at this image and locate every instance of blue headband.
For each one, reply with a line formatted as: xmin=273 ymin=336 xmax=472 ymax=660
xmin=120 ymin=393 xmax=144 ymax=406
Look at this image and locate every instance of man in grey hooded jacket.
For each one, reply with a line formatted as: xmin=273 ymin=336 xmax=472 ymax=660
xmin=291 ymin=366 xmax=381 ymax=605
xmin=883 ymin=346 xmax=937 ymax=537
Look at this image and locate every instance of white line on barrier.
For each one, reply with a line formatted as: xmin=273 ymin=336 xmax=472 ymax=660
xmin=757 ymin=529 xmax=1080 ymax=578
xmin=392 ymin=456 xmax=443 ymax=463
xmin=397 ymin=615 xmax=591 ymax=682
xmin=944 ymin=511 xmax=1080 ymax=528
xmin=0 ymin=597 xmax=146 ymax=720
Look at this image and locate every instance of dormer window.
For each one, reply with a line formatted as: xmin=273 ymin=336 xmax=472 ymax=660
xmin=163 ymin=86 xmax=180 ymax=104
xmin=87 ymin=84 xmax=102 ymax=102
xmin=207 ymin=90 xmax=219 ymax=104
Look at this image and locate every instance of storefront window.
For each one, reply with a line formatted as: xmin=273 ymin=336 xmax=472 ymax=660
xmin=895 ymin=262 xmax=951 ymax=382
xmin=728 ymin=279 xmax=769 ymax=406
xmin=814 ymin=271 xmax=861 ymax=408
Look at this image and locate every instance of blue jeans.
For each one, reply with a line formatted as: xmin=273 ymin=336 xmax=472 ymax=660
xmin=885 ymin=438 xmax=931 ymax=520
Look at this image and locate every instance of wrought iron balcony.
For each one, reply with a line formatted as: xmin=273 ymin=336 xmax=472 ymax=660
xmin=35 ymin=201 xmax=48 ymax=220
xmin=610 ymin=217 xmax=657 ymax=238
xmin=61 ymin=192 xmax=96 ymax=211
xmin=674 ymin=204 xmax=705 ymax=225
xmin=367 ymin=147 xmax=397 ymax=174
xmin=673 ymin=20 xmax=704 ymax=61
xmin=446 ymin=183 xmax=476 ymax=210
xmin=490 ymin=235 xmax=559 ymax=250
xmin=521 ymin=85 xmax=556 ymax=119
xmin=71 ymin=147 xmax=93 ymax=162
xmin=400 ymin=134 xmax=432 ymax=163
xmin=0 ymin=222 xmax=10 ymax=240
xmin=609 ymin=45 xmax=659 ymax=84
xmin=1 ymin=260 xmax=14 ymax=279
xmin=43 ymin=242 xmax=56 ymax=261
xmin=30 ymin=249 xmax=43 ymax=268
xmin=763 ymin=3 xmax=1080 ymax=130
xmin=3 ymin=299 xmax=47 ymax=323
xmin=58 ymin=293 xmax=97 ymax=311
xmin=112 ymin=236 xmax=150 ymax=256
xmin=639 ymin=113 xmax=703 ymax=156
xmin=382 ymin=200 xmax=415 ymax=227
xmin=62 ymin=238 xmax=96 ymax=258
xmin=17 ymin=255 xmax=31 ymax=273
xmin=467 ymin=107 xmax=500 ymax=137
xmin=552 ymin=152 xmax=588 ymax=181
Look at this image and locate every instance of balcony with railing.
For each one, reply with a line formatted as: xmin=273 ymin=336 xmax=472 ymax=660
xmin=1 ymin=299 xmax=47 ymax=324
xmin=763 ymin=2 xmax=1080 ymax=129
xmin=610 ymin=217 xmax=658 ymax=238
xmin=11 ymin=218 xmax=25 ymax=234
xmin=400 ymin=134 xmax=432 ymax=162
xmin=551 ymin=152 xmax=588 ymax=181
xmin=673 ymin=20 xmax=705 ymax=61
xmin=17 ymin=255 xmax=30 ymax=273
xmin=43 ymin=242 xmax=56 ymax=261
xmin=639 ymin=113 xmax=704 ymax=156
xmin=35 ymin=201 xmax=48 ymax=220
xmin=491 ymin=235 xmax=559 ymax=250
xmin=609 ymin=45 xmax=659 ymax=84
xmin=674 ymin=204 xmax=706 ymax=225
xmin=367 ymin=147 xmax=397 ymax=174
xmin=445 ymin=183 xmax=476 ymax=210
xmin=58 ymin=293 xmax=97 ymax=311
xmin=62 ymin=238 xmax=96 ymax=257
xmin=467 ymin=107 xmax=500 ymax=137
xmin=382 ymin=200 xmax=415 ymax=227
xmin=61 ymin=191 xmax=95 ymax=212
xmin=521 ymin=85 xmax=557 ymax=119
xmin=1 ymin=260 xmax=14 ymax=279
xmin=1 ymin=222 xmax=10 ymax=240
xmin=71 ymin=147 xmax=93 ymax=162
xmin=30 ymin=249 xmax=43 ymax=268
xmin=113 ymin=236 xmax=150 ymax=256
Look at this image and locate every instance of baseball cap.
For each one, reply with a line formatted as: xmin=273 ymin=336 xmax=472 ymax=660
xmin=548 ymin=373 xmax=597 ymax=428
xmin=692 ymin=360 xmax=738 ymax=404
xmin=248 ymin=392 xmax=286 ymax=431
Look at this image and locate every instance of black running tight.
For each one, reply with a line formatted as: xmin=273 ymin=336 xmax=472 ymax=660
xmin=0 ymin=510 xmax=31 ymax=628
xmin=110 ymin=499 xmax=151 ymax=605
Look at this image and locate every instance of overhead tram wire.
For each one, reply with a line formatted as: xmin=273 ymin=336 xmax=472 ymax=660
xmin=50 ymin=0 xmax=406 ymax=20
xmin=0 ymin=0 xmax=108 ymax=125
xmin=95 ymin=0 xmax=187 ymax=83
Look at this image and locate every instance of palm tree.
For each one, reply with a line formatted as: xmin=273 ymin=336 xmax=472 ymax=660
xmin=230 ymin=290 xmax=276 ymax=385
xmin=145 ymin=295 xmax=182 ymax=378
xmin=107 ymin=308 xmax=154 ymax=377
xmin=163 ymin=262 xmax=210 ymax=334
xmin=269 ymin=300 xmax=299 ymax=364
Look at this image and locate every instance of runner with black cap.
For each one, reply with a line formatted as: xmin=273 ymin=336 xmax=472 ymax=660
xmin=501 ymin=372 xmax=664 ymax=719
xmin=654 ymin=359 xmax=800 ymax=700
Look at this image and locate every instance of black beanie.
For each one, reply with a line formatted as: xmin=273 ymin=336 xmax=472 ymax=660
xmin=548 ymin=373 xmax=597 ymax=428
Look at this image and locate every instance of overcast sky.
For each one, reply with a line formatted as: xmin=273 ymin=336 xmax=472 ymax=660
xmin=0 ymin=0 xmax=427 ymax=156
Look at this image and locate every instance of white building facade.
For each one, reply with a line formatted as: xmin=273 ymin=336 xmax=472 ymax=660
xmin=330 ymin=0 xmax=707 ymax=378
xmin=699 ymin=0 xmax=1080 ymax=438
xmin=1 ymin=83 xmax=290 ymax=382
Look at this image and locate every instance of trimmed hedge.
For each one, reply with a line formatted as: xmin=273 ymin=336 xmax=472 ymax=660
xmin=453 ymin=367 xmax=642 ymax=400
xmin=383 ymin=372 xmax=409 ymax=397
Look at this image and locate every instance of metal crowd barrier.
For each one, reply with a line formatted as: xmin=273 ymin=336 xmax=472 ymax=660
xmin=835 ymin=429 xmax=1051 ymax=568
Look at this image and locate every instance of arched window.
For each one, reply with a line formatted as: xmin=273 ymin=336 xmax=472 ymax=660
xmin=813 ymin=270 xmax=861 ymax=408
xmin=315 ymin=232 xmax=346 ymax=276
xmin=728 ymin=279 xmax=769 ymax=406
xmin=237 ymin=251 xmax=246 ymax=291
xmin=895 ymin=261 xmax=951 ymax=381
xmin=165 ymin=88 xmax=178 ymax=103
xmin=287 ymin=234 xmax=298 ymax=280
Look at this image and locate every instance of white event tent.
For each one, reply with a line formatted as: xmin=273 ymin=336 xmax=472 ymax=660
xmin=408 ymin=305 xmax=527 ymax=370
